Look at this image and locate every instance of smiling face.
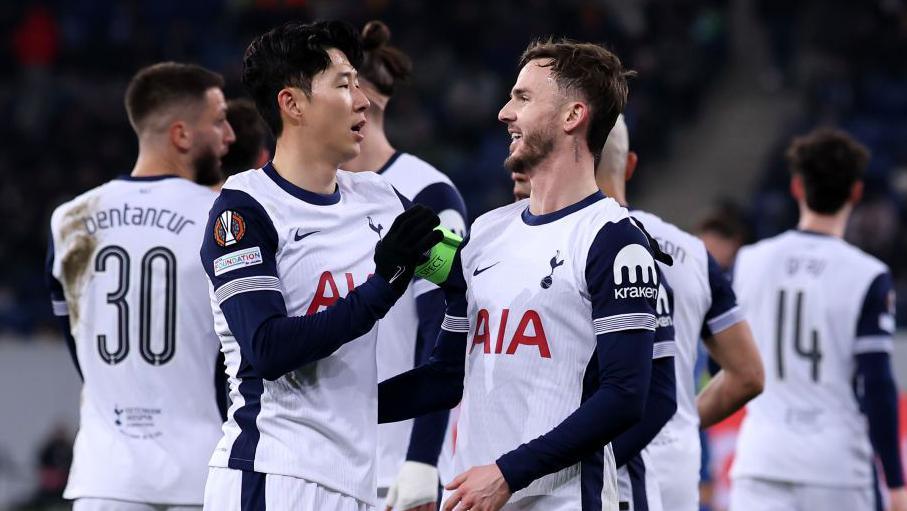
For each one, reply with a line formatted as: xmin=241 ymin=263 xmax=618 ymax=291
xmin=302 ymin=48 xmax=370 ymax=163
xmin=498 ymin=59 xmax=565 ymax=174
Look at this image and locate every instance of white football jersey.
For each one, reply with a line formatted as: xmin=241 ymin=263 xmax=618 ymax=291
xmin=731 ymin=230 xmax=895 ymax=487
xmin=47 ymin=175 xmax=224 ymax=504
xmin=201 ymin=164 xmax=406 ymax=505
xmin=631 ymin=210 xmax=743 ymax=510
xmin=368 ymin=152 xmax=468 ymax=488
xmin=452 ymin=192 xmax=661 ymax=509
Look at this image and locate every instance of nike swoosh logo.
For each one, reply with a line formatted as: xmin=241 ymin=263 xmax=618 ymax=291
xmin=294 ymin=229 xmax=320 ymax=242
xmin=473 ymin=262 xmax=500 ymax=276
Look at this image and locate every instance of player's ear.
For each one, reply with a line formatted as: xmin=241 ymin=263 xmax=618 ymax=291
xmin=563 ymin=101 xmax=588 ymax=135
xmin=277 ymin=87 xmax=305 ymax=129
xmin=850 ymin=180 xmax=864 ymax=205
xmin=169 ymin=120 xmax=192 ymax=152
xmin=625 ymin=151 xmax=639 ymax=182
xmin=790 ymin=174 xmax=804 ymax=202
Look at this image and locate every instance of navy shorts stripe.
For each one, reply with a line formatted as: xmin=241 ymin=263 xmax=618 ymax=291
xmin=241 ymin=470 xmax=266 ymax=510
xmin=628 ymin=454 xmax=648 ymax=511
xmin=229 ymin=358 xmax=264 ymax=471
xmin=580 ymin=447 xmax=604 ymax=511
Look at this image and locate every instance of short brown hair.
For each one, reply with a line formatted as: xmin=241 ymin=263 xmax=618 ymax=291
xmin=519 ymin=39 xmax=634 ymax=163
xmin=125 ymin=62 xmax=224 ymax=134
xmin=786 ymin=128 xmax=870 ymax=214
xmin=222 ymin=98 xmax=269 ymax=176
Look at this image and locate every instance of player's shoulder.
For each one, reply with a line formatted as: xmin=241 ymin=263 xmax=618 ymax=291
xmin=836 ymin=236 xmax=889 ymax=275
xmin=336 ymin=168 xmax=401 ymax=205
xmin=471 ymin=199 xmax=527 ymax=234
xmin=381 ymin=152 xmax=458 ymax=198
xmin=631 ymin=209 xmax=701 ymax=249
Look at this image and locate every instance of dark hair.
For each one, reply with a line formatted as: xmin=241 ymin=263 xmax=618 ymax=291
xmin=242 ymin=20 xmax=363 ymax=137
xmin=519 ymin=39 xmax=634 ymax=164
xmin=359 ymin=20 xmax=412 ymax=97
xmin=125 ymin=62 xmax=224 ymax=134
xmin=786 ymin=128 xmax=870 ymax=214
xmin=697 ymin=201 xmax=751 ymax=243
xmin=222 ymin=98 xmax=270 ymax=176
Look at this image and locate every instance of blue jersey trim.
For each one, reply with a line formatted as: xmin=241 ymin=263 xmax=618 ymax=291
xmin=262 ymin=161 xmax=341 ymax=205
xmin=375 ymin=151 xmax=403 ymax=174
xmin=521 ymin=191 xmax=605 ymax=226
xmin=116 ymin=174 xmax=182 ymax=182
xmin=229 ymin=359 xmax=265 ymax=471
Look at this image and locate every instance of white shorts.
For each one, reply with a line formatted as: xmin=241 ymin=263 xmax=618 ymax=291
xmin=729 ymin=477 xmax=874 ymax=511
xmin=73 ymin=499 xmax=200 ymax=511
xmin=204 ymin=467 xmax=374 ymax=511
xmin=644 ymin=436 xmax=700 ymax=511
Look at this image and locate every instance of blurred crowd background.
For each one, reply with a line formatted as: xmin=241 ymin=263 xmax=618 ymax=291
xmin=1 ymin=0 xmax=907 ymax=509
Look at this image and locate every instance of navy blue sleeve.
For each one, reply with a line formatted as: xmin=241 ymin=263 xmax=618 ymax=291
xmin=495 ymin=219 xmax=657 ymax=492
xmin=413 ymin=182 xmax=468 ymax=237
xmin=201 ymin=189 xmax=398 ymax=381
xmin=379 ymin=243 xmax=469 ymax=423
xmin=406 ymin=288 xmax=452 ymax=465
xmin=854 ymin=272 xmax=896 ymax=354
xmin=613 ymin=272 xmax=677 ymax=467
xmin=856 ymin=352 xmax=904 ymax=488
xmin=701 ymin=252 xmax=744 ymax=339
xmin=45 ymin=230 xmax=81 ymax=380
xmin=612 ymin=356 xmax=676 ymax=467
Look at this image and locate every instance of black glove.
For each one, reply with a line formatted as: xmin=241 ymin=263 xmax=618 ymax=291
xmin=374 ymin=205 xmax=443 ymax=296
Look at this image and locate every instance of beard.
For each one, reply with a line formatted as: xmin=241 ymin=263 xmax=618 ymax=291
xmin=192 ymin=147 xmax=223 ymax=186
xmin=504 ymin=125 xmax=556 ymax=174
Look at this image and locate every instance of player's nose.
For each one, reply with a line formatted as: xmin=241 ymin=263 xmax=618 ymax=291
xmin=224 ymin=121 xmax=236 ymax=145
xmin=353 ymin=86 xmax=370 ymax=113
xmin=498 ymin=99 xmax=516 ymax=123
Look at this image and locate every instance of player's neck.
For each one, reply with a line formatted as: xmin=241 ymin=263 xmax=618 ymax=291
xmin=343 ymin=126 xmax=395 ymax=173
xmin=272 ymin=135 xmax=339 ymax=195
xmin=798 ymin=207 xmax=849 ymax=239
xmin=527 ymin=148 xmax=599 ymax=215
xmin=597 ymin=176 xmax=628 ymax=207
xmin=131 ymin=149 xmax=193 ymax=181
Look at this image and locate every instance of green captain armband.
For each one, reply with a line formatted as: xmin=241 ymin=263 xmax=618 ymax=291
xmin=414 ymin=226 xmax=462 ymax=285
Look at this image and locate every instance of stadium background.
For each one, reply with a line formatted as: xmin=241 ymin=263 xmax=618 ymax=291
xmin=1 ymin=0 xmax=905 ymax=509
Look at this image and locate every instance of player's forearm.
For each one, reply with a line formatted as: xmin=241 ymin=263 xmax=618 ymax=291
xmin=697 ymin=368 xmax=761 ymax=428
xmin=406 ymin=409 xmax=450 ymax=465
xmin=378 ymin=328 xmax=466 ymax=423
xmin=243 ymin=275 xmax=398 ymax=380
xmin=612 ymin=356 xmax=676 ymax=467
xmin=699 ymin=323 xmax=765 ymax=428
xmin=495 ymin=330 xmax=653 ymax=492
xmin=858 ymin=352 xmax=905 ymax=488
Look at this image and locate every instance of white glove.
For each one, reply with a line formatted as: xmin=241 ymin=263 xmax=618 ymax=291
xmin=385 ymin=461 xmax=439 ymax=510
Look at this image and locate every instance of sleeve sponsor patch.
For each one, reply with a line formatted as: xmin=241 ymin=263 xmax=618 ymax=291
xmin=213 ymin=210 xmax=246 ymax=247
xmin=213 ymin=246 xmax=263 ymax=276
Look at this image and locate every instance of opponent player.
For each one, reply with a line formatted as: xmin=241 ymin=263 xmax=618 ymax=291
xmin=342 ymin=20 xmax=467 ymax=511
xmin=730 ymin=129 xmax=905 ymax=511
xmin=46 ymin=62 xmax=235 ymax=510
xmin=380 ymin=39 xmax=669 ymax=511
xmin=199 ymin=21 xmax=441 ymax=510
xmin=591 ymin=115 xmax=763 ymax=510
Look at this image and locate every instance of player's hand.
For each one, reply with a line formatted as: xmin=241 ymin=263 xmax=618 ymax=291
xmin=442 ymin=463 xmax=511 ymax=511
xmin=384 ymin=461 xmax=439 ymax=511
xmin=375 ymin=205 xmax=442 ymax=295
xmin=889 ymin=487 xmax=907 ymax=511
